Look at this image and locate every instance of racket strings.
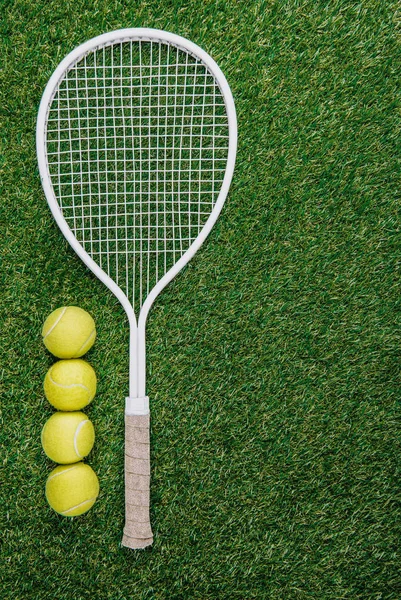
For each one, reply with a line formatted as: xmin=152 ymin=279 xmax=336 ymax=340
xmin=45 ymin=40 xmax=229 ymax=314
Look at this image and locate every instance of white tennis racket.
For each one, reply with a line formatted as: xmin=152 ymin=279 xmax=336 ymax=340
xmin=36 ymin=28 xmax=237 ymax=549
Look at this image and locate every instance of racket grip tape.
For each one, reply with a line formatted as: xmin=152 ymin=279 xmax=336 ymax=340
xmin=122 ymin=412 xmax=153 ymax=549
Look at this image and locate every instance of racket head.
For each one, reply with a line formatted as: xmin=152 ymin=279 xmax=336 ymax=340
xmin=36 ymin=28 xmax=237 ymax=323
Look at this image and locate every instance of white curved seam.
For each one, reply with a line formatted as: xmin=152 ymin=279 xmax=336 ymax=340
xmin=43 ymin=307 xmax=67 ymax=340
xmin=61 ymin=497 xmax=97 ymax=515
xmin=47 ymin=464 xmax=80 ymax=481
xmin=74 ymin=420 xmax=89 ymax=458
xmin=48 ymin=372 xmax=90 ymax=393
xmin=74 ymin=328 xmax=96 ymax=356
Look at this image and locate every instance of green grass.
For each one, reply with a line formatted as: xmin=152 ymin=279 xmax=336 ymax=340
xmin=1 ymin=0 xmax=400 ymax=598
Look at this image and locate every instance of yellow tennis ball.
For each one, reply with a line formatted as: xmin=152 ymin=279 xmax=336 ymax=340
xmin=45 ymin=462 xmax=99 ymax=517
xmin=44 ymin=359 xmax=97 ymax=411
xmin=42 ymin=306 xmax=96 ymax=358
xmin=41 ymin=411 xmax=95 ymax=464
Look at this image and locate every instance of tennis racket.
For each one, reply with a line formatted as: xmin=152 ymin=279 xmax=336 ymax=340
xmin=36 ymin=28 xmax=237 ymax=549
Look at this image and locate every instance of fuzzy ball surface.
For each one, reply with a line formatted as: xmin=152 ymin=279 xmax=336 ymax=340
xmin=45 ymin=462 xmax=99 ymax=516
xmin=42 ymin=306 xmax=96 ymax=358
xmin=44 ymin=359 xmax=97 ymax=411
xmin=41 ymin=411 xmax=95 ymax=464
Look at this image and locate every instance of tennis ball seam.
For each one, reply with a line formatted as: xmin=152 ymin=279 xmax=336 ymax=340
xmin=74 ymin=328 xmax=96 ymax=357
xmin=48 ymin=371 xmax=91 ymax=395
xmin=73 ymin=419 xmax=90 ymax=459
xmin=42 ymin=307 xmax=67 ymax=340
xmin=47 ymin=464 xmax=80 ymax=482
xmin=60 ymin=497 xmax=98 ymax=516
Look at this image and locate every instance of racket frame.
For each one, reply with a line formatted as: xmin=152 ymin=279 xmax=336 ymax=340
xmin=36 ymin=27 xmax=237 ymax=404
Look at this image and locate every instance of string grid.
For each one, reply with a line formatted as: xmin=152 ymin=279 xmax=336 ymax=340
xmin=45 ymin=40 xmax=229 ymax=314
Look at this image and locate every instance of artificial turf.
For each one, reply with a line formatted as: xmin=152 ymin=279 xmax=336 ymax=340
xmin=1 ymin=0 xmax=400 ymax=598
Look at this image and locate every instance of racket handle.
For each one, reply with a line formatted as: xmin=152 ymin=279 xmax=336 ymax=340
xmin=122 ymin=401 xmax=153 ymax=549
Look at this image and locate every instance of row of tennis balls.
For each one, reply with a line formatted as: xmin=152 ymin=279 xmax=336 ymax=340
xmin=42 ymin=306 xmax=100 ymax=517
xmin=42 ymin=360 xmax=96 ymax=462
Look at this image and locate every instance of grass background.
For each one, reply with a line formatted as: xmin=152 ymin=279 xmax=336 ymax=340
xmin=1 ymin=0 xmax=400 ymax=598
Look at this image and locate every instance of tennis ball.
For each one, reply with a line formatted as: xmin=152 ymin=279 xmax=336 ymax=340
xmin=41 ymin=411 xmax=95 ymax=464
xmin=44 ymin=359 xmax=97 ymax=411
xmin=42 ymin=306 xmax=96 ymax=358
xmin=45 ymin=462 xmax=99 ymax=517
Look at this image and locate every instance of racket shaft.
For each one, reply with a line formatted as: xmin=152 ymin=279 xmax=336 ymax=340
xmin=123 ymin=413 xmax=153 ymax=548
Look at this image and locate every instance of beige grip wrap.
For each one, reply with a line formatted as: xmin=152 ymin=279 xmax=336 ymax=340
xmin=122 ymin=413 xmax=153 ymax=549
